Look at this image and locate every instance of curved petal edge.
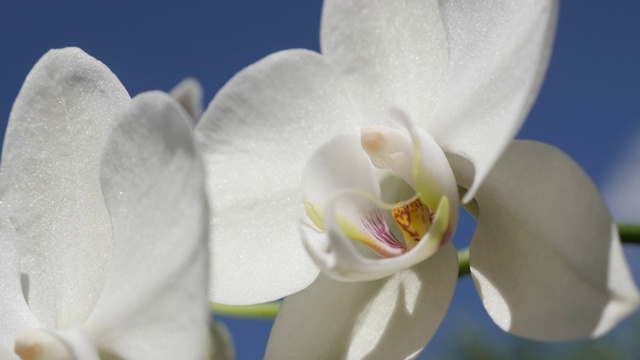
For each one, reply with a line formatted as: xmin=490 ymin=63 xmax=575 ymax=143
xmin=458 ymin=140 xmax=640 ymax=341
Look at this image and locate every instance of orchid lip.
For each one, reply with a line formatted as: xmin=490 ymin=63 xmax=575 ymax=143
xmin=304 ymin=187 xmax=437 ymax=259
xmin=327 ymin=187 xmax=444 ymax=254
xmin=301 ymin=190 xmax=451 ymax=282
xmin=360 ymin=205 xmax=406 ymax=257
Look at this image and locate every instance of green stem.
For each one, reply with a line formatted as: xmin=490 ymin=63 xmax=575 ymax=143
xmin=212 ymin=223 xmax=640 ymax=319
xmin=619 ymin=224 xmax=640 ymax=244
xmin=211 ymin=302 xmax=280 ymax=319
xmin=455 ymin=223 xmax=640 ymax=279
xmin=458 ymin=247 xmax=470 ymax=278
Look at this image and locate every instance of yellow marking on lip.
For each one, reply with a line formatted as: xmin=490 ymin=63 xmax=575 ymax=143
xmin=391 ymin=197 xmax=432 ymax=249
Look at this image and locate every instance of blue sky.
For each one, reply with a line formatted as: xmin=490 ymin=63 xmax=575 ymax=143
xmin=1 ymin=1 xmax=639 ymax=359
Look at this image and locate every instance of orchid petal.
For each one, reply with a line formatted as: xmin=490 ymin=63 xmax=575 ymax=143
xmin=266 ymin=242 xmax=458 ymax=360
xmin=450 ymin=140 xmax=640 ymax=340
xmin=0 ymin=206 xmax=39 ymax=350
xmin=320 ymin=0 xmax=448 ymax=124
xmin=170 ymin=77 xmax=204 ymax=121
xmin=0 ymin=345 xmax=18 ymax=360
xmin=196 ymin=49 xmax=361 ymax=304
xmin=0 ymin=47 xmax=130 ymax=329
xmin=432 ymin=0 xmax=558 ymax=202
xmin=85 ymin=92 xmax=209 ymax=359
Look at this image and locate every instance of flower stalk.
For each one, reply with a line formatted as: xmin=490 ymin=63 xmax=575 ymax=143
xmin=212 ymin=303 xmax=281 ymax=319
xmin=442 ymin=224 xmax=640 ymax=279
xmin=619 ymin=224 xmax=640 ymax=244
xmin=212 ymin=223 xmax=640 ymax=319
xmin=457 ymin=247 xmax=471 ymax=279
xmin=210 ymin=224 xmax=640 ymax=319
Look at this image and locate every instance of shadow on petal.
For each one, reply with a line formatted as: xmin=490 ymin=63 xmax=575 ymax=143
xmin=266 ymin=243 xmax=457 ymax=359
xmin=448 ymin=142 xmax=640 ymax=341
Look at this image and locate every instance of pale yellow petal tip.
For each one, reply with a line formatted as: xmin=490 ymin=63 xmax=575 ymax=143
xmin=14 ymin=329 xmax=72 ymax=360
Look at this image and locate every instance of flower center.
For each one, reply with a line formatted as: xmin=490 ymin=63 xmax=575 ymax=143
xmin=300 ymin=108 xmax=459 ymax=280
xmin=339 ymin=192 xmax=435 ymax=258
xmin=348 ymin=126 xmax=439 ymax=257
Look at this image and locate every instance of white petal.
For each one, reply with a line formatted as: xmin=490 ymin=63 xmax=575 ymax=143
xmin=0 ymin=47 xmax=130 ymax=329
xmin=320 ymin=0 xmax=448 ymax=124
xmin=170 ymin=77 xmax=204 ymax=121
xmin=431 ymin=0 xmax=558 ymax=202
xmin=0 ymin=345 xmax=18 ymax=360
xmin=196 ymin=49 xmax=361 ymax=304
xmin=0 ymin=206 xmax=39 ymax=350
xmin=85 ymin=92 xmax=209 ymax=359
xmin=265 ymin=243 xmax=458 ymax=360
xmin=450 ymin=140 xmax=640 ymax=341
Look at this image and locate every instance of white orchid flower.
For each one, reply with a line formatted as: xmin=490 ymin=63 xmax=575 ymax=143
xmin=196 ymin=0 xmax=639 ymax=357
xmin=0 ymin=48 xmax=210 ymax=359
